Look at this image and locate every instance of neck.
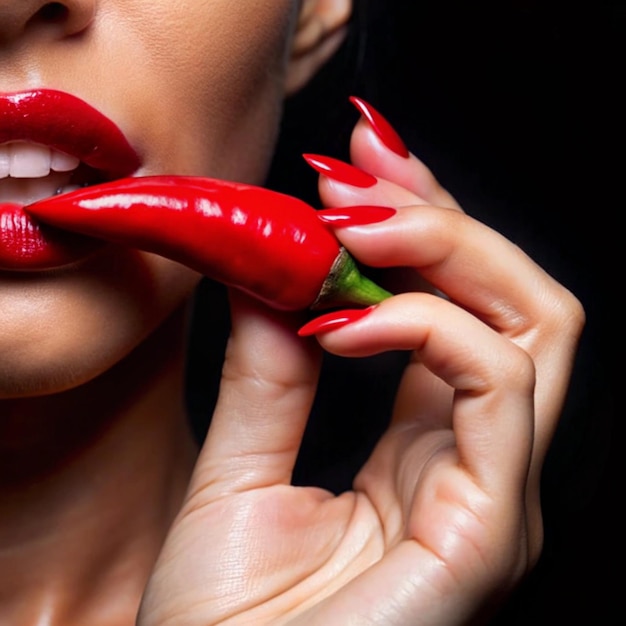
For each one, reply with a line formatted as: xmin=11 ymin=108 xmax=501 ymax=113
xmin=0 ymin=305 xmax=199 ymax=626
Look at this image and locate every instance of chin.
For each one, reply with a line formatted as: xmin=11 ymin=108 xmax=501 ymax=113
xmin=0 ymin=364 xmax=95 ymax=400
xmin=0 ymin=253 xmax=200 ymax=401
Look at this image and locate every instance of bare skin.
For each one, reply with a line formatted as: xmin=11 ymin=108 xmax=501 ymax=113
xmin=136 ymin=120 xmax=584 ymax=626
xmin=1 ymin=1 xmax=349 ymax=624
xmin=0 ymin=1 xmax=584 ymax=625
xmin=0 ymin=306 xmax=198 ymax=625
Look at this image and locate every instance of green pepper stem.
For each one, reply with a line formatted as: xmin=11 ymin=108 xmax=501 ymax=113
xmin=311 ymin=247 xmax=392 ymax=310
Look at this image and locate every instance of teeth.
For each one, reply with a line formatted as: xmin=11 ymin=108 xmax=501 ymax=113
xmin=0 ymin=172 xmax=74 ymax=204
xmin=0 ymin=141 xmax=85 ymax=205
xmin=0 ymin=147 xmax=10 ymax=178
xmin=0 ymin=142 xmax=81 ymax=179
xmin=51 ymin=150 xmax=81 ymax=173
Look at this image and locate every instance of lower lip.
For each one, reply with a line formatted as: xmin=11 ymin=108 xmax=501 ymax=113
xmin=0 ymin=202 xmax=104 ymax=271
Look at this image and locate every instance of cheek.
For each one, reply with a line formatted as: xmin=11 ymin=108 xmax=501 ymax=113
xmin=0 ymin=2 xmax=300 ymax=397
xmin=86 ymin=1 xmax=298 ymax=182
xmin=0 ymin=252 xmax=200 ymax=398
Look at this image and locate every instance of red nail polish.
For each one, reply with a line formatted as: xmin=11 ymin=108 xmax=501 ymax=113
xmin=350 ymin=96 xmax=410 ymax=159
xmin=303 ymin=154 xmax=377 ymax=188
xmin=297 ymin=307 xmax=375 ymax=337
xmin=317 ymin=205 xmax=396 ymax=227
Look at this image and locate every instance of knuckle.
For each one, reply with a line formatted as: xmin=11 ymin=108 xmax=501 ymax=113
xmin=553 ymin=287 xmax=586 ymax=336
xmin=535 ymin=283 xmax=586 ymax=345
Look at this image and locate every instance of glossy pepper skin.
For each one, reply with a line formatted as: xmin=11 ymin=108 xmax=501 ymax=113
xmin=27 ymin=176 xmax=391 ymax=311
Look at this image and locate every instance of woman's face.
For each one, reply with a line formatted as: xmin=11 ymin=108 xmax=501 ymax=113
xmin=0 ymin=1 xmax=306 ymax=398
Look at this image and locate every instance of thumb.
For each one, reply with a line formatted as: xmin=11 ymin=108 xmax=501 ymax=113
xmin=186 ymin=289 xmax=322 ymax=498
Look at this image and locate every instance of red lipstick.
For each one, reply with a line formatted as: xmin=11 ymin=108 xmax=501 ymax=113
xmin=0 ymin=89 xmax=140 ymax=177
xmin=0 ymin=89 xmax=140 ymax=271
xmin=0 ymin=202 xmax=104 ymax=271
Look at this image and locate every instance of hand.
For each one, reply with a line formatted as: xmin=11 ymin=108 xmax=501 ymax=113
xmin=137 ymin=104 xmax=584 ymax=625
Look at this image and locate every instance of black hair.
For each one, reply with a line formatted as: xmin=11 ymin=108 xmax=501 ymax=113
xmin=266 ymin=0 xmax=390 ymax=205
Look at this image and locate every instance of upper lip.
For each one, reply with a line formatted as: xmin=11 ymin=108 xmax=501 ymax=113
xmin=0 ymin=88 xmax=141 ymax=179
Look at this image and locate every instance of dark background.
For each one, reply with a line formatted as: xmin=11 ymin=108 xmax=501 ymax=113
xmin=188 ymin=1 xmax=623 ymax=623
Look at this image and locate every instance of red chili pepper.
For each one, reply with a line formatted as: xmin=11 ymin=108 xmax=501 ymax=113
xmin=26 ymin=176 xmax=391 ymax=311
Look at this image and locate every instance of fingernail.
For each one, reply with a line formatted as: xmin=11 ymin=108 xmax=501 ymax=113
xmin=303 ymin=154 xmax=377 ymax=188
xmin=297 ymin=306 xmax=375 ymax=337
xmin=349 ymin=96 xmax=410 ymax=159
xmin=317 ymin=205 xmax=396 ymax=227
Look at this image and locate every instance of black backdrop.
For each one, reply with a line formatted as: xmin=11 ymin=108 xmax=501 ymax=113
xmin=187 ymin=2 xmax=623 ymax=623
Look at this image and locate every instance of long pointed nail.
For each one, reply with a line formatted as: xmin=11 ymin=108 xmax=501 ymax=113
xmin=350 ymin=96 xmax=409 ymax=158
xmin=297 ymin=306 xmax=376 ymax=337
xmin=317 ymin=205 xmax=396 ymax=227
xmin=303 ymin=154 xmax=377 ymax=188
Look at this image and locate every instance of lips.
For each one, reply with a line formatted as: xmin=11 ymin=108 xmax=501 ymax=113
xmin=0 ymin=89 xmax=141 ymax=271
